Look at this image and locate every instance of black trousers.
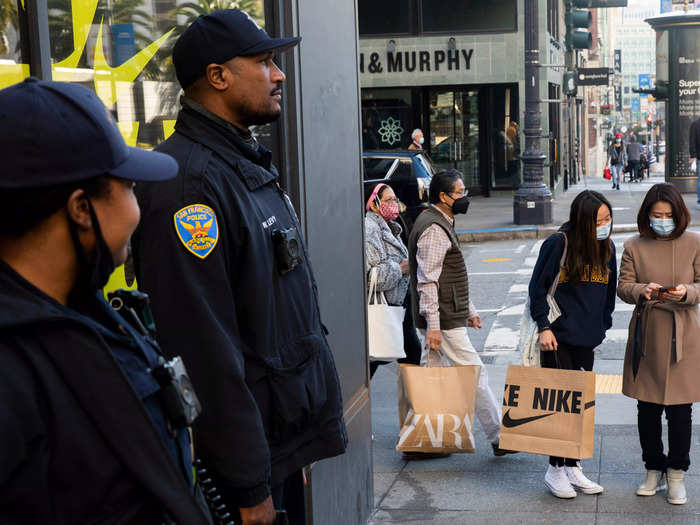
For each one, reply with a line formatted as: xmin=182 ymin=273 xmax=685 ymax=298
xmin=540 ymin=343 xmax=594 ymax=467
xmin=638 ymin=401 xmax=692 ymax=472
xmin=629 ymin=159 xmax=640 ymax=181
xmin=370 ymin=291 xmax=421 ymax=379
xmin=230 ymin=470 xmax=305 ymax=525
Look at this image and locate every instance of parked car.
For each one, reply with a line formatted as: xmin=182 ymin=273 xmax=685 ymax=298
xmin=362 ymin=150 xmax=435 ymax=233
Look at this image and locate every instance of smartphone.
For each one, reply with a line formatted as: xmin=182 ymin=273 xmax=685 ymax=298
xmin=659 ymin=287 xmax=677 ymax=294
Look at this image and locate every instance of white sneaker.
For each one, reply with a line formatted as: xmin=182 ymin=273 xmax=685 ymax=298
xmin=636 ymin=470 xmax=666 ymax=496
xmin=565 ymin=462 xmax=604 ymax=494
xmin=545 ymin=465 xmax=577 ymax=499
xmin=667 ymin=468 xmax=687 ymax=505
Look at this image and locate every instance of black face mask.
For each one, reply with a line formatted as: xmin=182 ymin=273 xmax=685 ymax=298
xmin=448 ymin=195 xmax=470 ymax=215
xmin=67 ymin=198 xmax=115 ymax=300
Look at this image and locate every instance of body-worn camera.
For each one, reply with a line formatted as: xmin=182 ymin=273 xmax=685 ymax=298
xmin=107 ymin=289 xmax=157 ymax=339
xmin=152 ymin=356 xmax=202 ymax=429
xmin=272 ymin=227 xmax=302 ymax=275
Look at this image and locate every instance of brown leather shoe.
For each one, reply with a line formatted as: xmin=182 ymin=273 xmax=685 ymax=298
xmin=492 ymin=443 xmax=519 ymax=457
xmin=401 ymin=451 xmax=452 ymax=461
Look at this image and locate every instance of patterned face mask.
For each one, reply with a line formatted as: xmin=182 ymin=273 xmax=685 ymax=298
xmin=379 ymin=201 xmax=399 ymax=222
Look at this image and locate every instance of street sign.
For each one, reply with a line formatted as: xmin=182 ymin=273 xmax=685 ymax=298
xmin=631 ymin=97 xmax=641 ymax=113
xmin=577 ymin=67 xmax=611 ymax=86
xmin=638 ymin=74 xmax=651 ymax=97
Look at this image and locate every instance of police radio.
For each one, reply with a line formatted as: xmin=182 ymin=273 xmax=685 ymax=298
xmin=108 ymin=289 xmax=202 ymax=429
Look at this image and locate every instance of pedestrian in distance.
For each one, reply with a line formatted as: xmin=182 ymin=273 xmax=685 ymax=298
xmin=529 ymin=190 xmax=617 ymax=499
xmin=409 ymin=128 xmax=424 ymax=150
xmin=0 ymin=79 xmax=212 ymax=524
xmin=131 ymin=9 xmax=347 ymax=525
xmin=407 ymin=168 xmax=518 ymax=460
xmin=618 ymin=183 xmax=700 ymax=506
xmin=689 ymin=115 xmax=700 ymax=210
xmin=626 ymin=135 xmax=643 ymax=183
xmin=606 ymin=133 xmax=627 ymax=190
xmin=364 ymin=183 xmax=422 ymax=377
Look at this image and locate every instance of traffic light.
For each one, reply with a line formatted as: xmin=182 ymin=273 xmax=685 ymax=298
xmin=566 ymin=1 xmax=593 ymax=51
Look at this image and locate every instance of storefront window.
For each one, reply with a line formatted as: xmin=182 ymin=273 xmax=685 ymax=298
xmin=358 ymin=0 xmax=410 ymax=36
xmin=421 ymin=0 xmax=517 ymax=33
xmin=362 ymin=88 xmax=413 ymax=150
xmin=0 ymin=0 xmax=29 ymax=89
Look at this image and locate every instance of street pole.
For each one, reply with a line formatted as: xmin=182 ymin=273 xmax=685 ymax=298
xmin=514 ymin=0 xmax=552 ymax=225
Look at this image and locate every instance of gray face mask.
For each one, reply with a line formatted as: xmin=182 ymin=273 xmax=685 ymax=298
xmin=649 ymin=217 xmax=675 ymax=237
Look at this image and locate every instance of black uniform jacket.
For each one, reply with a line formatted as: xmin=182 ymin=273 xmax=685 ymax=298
xmin=0 ymin=261 xmax=211 ymax=524
xmin=132 ymin=107 xmax=347 ymax=507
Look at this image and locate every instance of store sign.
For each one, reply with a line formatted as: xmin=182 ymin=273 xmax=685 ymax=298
xmin=577 ymin=68 xmax=612 ymax=86
xmin=614 ymin=50 xmax=621 ymax=73
xmin=670 ymin=28 xmax=700 ymax=177
xmin=360 ymin=48 xmax=475 ymax=75
xmin=638 ymin=74 xmax=651 ymax=97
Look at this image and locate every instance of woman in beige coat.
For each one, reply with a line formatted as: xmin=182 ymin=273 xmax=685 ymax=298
xmin=618 ymin=183 xmax=700 ymax=505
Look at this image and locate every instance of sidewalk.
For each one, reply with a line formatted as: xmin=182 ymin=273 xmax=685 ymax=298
xmin=370 ymin=362 xmax=700 ymax=525
xmin=456 ymin=164 xmax=700 ymax=242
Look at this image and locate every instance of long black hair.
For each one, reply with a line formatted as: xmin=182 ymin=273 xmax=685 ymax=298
xmin=564 ymin=190 xmax=614 ymax=284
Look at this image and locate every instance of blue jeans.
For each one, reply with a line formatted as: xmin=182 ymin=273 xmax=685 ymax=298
xmin=611 ymin=164 xmax=623 ymax=186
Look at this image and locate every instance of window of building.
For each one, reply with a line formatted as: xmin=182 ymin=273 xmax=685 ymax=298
xmin=361 ymin=88 xmax=414 ymax=149
xmin=547 ymin=0 xmax=559 ymax=40
xmin=422 ymin=0 xmax=517 ymax=33
xmin=358 ymin=0 xmax=517 ymax=36
xmin=358 ymin=0 xmax=411 ymax=35
xmin=0 ymin=0 xmax=30 ymax=89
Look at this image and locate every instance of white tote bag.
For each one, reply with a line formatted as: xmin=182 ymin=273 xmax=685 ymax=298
xmin=367 ymin=267 xmax=406 ymax=360
xmin=519 ymin=233 xmax=567 ymax=367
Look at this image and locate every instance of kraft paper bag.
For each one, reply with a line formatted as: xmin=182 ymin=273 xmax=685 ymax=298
xmin=499 ymin=365 xmax=596 ymax=459
xmin=396 ymin=363 xmax=480 ymax=454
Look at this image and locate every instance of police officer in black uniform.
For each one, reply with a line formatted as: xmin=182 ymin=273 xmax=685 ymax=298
xmin=0 ymin=78 xmax=212 ymax=525
xmin=132 ymin=9 xmax=347 ymax=525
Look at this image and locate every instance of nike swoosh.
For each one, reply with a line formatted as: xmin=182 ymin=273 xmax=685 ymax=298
xmin=584 ymin=400 xmax=595 ymax=410
xmin=502 ymin=409 xmax=555 ymax=428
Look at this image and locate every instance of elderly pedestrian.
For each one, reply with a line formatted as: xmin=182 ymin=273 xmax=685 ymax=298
xmin=364 ymin=183 xmax=421 ymax=377
xmin=409 ymin=128 xmax=424 ymax=150
xmin=618 ymin=183 xmax=700 ymax=506
xmin=407 ymin=169 xmax=517 ymax=460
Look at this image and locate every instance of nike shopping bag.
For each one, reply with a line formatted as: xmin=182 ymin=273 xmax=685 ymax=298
xmin=499 ymin=365 xmax=596 ymax=459
xmin=396 ymin=362 xmax=480 ymax=454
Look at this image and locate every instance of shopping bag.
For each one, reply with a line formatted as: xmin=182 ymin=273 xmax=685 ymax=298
xmin=367 ymin=268 xmax=405 ymax=360
xmin=499 ymin=365 xmax=596 ymax=459
xmin=518 ymin=233 xmax=567 ymax=367
xmin=603 ymin=167 xmax=612 ymax=180
xmin=396 ymin=360 xmax=480 ymax=453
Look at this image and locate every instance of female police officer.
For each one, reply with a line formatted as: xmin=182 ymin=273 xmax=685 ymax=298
xmin=0 ymin=79 xmax=212 ymax=524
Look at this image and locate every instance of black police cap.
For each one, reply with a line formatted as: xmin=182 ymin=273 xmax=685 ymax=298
xmin=173 ymin=9 xmax=301 ymax=90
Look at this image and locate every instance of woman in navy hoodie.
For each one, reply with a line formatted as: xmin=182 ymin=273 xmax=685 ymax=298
xmin=529 ymin=190 xmax=617 ymax=499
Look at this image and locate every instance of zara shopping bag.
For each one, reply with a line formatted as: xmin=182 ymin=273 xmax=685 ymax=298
xmin=519 ymin=233 xmax=568 ymax=367
xmin=367 ymin=267 xmax=405 ymax=360
xmin=396 ymin=358 xmax=480 ymax=453
xmin=499 ymin=365 xmax=596 ymax=459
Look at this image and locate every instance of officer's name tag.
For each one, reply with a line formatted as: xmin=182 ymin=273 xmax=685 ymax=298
xmin=174 ymin=204 xmax=219 ymax=259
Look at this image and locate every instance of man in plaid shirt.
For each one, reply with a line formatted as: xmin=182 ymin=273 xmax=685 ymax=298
xmin=407 ymin=169 xmax=516 ymax=459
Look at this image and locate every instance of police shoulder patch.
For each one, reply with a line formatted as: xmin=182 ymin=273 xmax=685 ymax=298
xmin=174 ymin=204 xmax=219 ymax=259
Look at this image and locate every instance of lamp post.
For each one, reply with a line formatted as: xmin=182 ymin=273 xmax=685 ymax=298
xmin=514 ymin=0 xmax=552 ymax=225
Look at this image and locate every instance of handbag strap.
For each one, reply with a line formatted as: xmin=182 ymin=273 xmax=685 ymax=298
xmin=367 ymin=267 xmax=387 ymax=305
xmin=547 ymin=232 xmax=568 ymax=298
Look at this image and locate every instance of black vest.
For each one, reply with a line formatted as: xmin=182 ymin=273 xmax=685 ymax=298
xmin=408 ymin=206 xmax=469 ymax=330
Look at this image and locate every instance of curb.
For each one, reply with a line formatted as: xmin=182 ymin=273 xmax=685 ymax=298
xmin=457 ymin=223 xmax=697 ymax=243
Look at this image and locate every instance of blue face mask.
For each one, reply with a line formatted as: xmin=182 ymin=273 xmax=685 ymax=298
xmin=649 ymin=217 xmax=675 ymax=237
xmin=596 ymin=222 xmax=611 ymax=240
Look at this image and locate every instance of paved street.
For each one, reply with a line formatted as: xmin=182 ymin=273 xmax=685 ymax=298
xmin=369 ymin=174 xmax=700 ymax=523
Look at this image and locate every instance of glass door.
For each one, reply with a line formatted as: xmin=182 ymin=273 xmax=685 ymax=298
xmin=428 ymin=89 xmax=481 ymax=192
xmin=454 ymin=90 xmax=480 ymax=189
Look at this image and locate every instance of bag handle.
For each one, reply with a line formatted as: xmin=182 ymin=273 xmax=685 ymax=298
xmin=367 ymin=267 xmax=388 ymax=305
xmin=547 ymin=232 xmax=568 ymax=298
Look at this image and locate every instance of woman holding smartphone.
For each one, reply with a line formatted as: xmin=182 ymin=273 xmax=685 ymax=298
xmin=618 ymin=183 xmax=700 ymax=505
